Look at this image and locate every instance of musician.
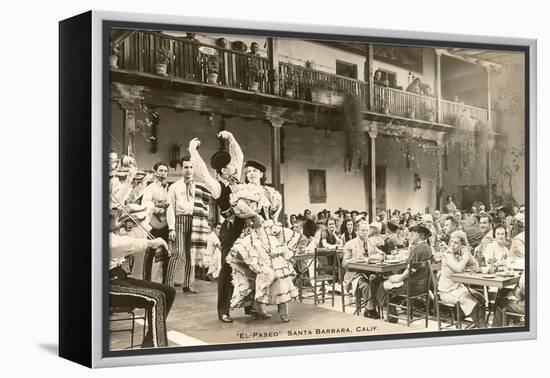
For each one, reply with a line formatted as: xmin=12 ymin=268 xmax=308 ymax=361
xmin=166 ymin=156 xmax=211 ymax=294
xmin=142 ymin=161 xmax=170 ymax=283
xmin=109 ymin=208 xmax=175 ymax=348
xmin=189 ymin=131 xmax=262 ymax=323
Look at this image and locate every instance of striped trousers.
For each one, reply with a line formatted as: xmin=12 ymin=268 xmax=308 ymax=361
xmin=166 ymin=215 xmax=194 ymax=288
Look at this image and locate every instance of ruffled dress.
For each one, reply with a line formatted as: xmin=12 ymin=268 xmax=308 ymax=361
xmin=226 ymin=184 xmax=301 ymax=308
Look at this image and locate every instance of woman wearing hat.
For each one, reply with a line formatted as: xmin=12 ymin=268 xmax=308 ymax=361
xmin=438 ymin=230 xmax=486 ymax=328
xmin=226 ymin=159 xmax=301 ymax=322
xmin=375 ymin=222 xmax=433 ymax=321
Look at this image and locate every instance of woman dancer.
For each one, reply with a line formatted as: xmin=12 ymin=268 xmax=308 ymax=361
xmin=226 ymin=160 xmax=300 ymax=322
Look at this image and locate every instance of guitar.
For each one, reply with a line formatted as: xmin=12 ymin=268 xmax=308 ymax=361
xmin=149 ymin=200 xmax=169 ymax=230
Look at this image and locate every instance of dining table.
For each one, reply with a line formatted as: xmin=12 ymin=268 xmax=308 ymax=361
xmin=450 ymin=271 xmax=520 ymax=326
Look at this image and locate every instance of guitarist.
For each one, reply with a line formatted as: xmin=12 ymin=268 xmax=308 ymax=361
xmin=142 ymin=161 xmax=170 ymax=283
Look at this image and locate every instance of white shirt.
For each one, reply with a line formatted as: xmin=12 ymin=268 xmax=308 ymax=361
xmin=167 ymin=179 xmax=195 ymax=230
xmin=483 ymin=240 xmax=509 ymax=263
xmin=110 ymin=233 xmax=149 ymax=270
xmin=142 ymin=179 xmax=168 ymax=210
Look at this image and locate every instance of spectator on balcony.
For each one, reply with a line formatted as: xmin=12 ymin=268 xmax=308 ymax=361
xmin=406 ymin=78 xmax=423 ymax=95
xmin=373 ymin=70 xmax=388 ymax=87
xmin=421 ymin=84 xmax=434 ymax=97
xmin=248 ymin=42 xmax=260 ymax=57
xmin=184 ymin=32 xmax=198 ymax=42
xmin=445 ymin=195 xmax=458 ymax=214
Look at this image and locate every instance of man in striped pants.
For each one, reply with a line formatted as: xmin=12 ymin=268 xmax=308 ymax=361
xmin=166 ymin=156 xmax=199 ymax=294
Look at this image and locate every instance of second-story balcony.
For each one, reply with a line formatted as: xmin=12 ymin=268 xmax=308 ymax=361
xmin=112 ymin=30 xmax=495 ymax=132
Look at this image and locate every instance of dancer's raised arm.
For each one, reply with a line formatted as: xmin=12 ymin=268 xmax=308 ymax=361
xmin=188 ymin=138 xmax=222 ymax=199
xmin=218 ymin=131 xmax=244 ymax=179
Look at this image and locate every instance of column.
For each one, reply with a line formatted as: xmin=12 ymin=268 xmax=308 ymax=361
xmin=436 ymin=143 xmax=445 ymax=211
xmin=269 ymin=118 xmax=284 ymax=193
xmin=367 ymin=44 xmax=374 ymax=111
xmin=122 ymin=108 xmax=137 ymax=156
xmin=487 ymin=67 xmax=492 ymax=129
xmin=435 ymin=50 xmax=442 ymax=124
xmin=486 ymin=136 xmax=496 ymax=208
xmin=267 ymin=38 xmax=280 ymax=95
xmin=367 ymin=123 xmax=378 ymax=222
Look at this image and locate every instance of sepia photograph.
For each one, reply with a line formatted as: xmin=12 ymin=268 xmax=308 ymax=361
xmin=106 ymin=23 xmax=528 ymax=353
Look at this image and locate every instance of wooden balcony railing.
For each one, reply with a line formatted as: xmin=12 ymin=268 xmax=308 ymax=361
xmin=441 ymin=100 xmax=489 ymax=127
xmin=117 ymin=31 xmax=270 ymax=93
xmin=114 ymin=31 xmax=493 ymax=132
xmin=278 ymin=62 xmax=368 ymax=102
xmin=373 ymin=85 xmax=437 ymax=122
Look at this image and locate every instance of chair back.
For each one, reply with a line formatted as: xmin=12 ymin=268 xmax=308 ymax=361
xmin=406 ymin=260 xmax=433 ymax=297
xmin=314 ymin=248 xmax=338 ymax=277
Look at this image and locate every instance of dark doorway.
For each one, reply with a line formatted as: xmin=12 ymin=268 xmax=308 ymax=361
xmin=336 ymin=60 xmax=358 ymax=79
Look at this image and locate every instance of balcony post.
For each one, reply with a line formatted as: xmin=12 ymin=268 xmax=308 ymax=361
xmin=435 ymin=50 xmax=442 ymax=124
xmin=269 ymin=118 xmax=284 ymax=193
xmin=486 ymin=136 xmax=496 ymax=209
xmin=367 ymin=123 xmax=378 ymax=222
xmin=267 ymin=38 xmax=279 ymax=95
xmin=122 ymin=109 xmax=136 ymax=156
xmin=487 ymin=67 xmax=492 ymax=129
xmin=367 ymin=44 xmax=374 ymax=111
xmin=435 ymin=134 xmax=446 ymax=211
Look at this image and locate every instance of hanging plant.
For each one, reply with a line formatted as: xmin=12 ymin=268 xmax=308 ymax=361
xmin=445 ymin=112 xmax=476 ymax=176
xmin=343 ymin=93 xmax=366 ymax=171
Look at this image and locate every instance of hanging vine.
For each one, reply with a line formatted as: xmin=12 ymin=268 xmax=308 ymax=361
xmin=343 ymin=93 xmax=366 ymax=171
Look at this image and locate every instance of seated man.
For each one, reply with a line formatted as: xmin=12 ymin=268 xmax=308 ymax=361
xmin=109 ymin=208 xmax=176 ymax=348
xmin=493 ymin=272 xmax=525 ymax=327
xmin=376 ymin=223 xmax=433 ymax=322
xmin=368 ymin=221 xmax=385 ymax=248
xmin=342 ymin=221 xmax=385 ymax=318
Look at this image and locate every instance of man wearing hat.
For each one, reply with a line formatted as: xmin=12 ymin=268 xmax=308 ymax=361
xmin=376 ymin=222 xmax=433 ymax=322
xmin=165 ymin=156 xmax=212 ymax=295
xmin=188 ymin=132 xmax=263 ymax=323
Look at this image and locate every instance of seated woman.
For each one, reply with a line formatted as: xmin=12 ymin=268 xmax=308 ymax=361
xmin=226 ymin=160 xmax=301 ymax=322
xmin=321 ymin=217 xmax=343 ymax=249
xmin=375 ymin=223 xmax=433 ymax=322
xmin=438 ymin=230 xmax=486 ymax=328
xmin=480 ymin=224 xmax=510 ymax=267
xmin=341 ymin=219 xmax=356 ymax=244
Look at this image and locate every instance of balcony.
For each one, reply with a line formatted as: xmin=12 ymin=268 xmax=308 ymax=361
xmin=112 ymin=30 xmax=494 ymax=132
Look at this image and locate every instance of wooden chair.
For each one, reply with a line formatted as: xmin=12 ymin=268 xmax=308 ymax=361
xmin=386 ymin=260 xmax=433 ymax=327
xmin=109 ymin=306 xmax=147 ymax=349
xmin=431 ymin=272 xmax=474 ymax=330
xmin=502 ymin=309 xmax=525 ymax=326
xmin=334 ymin=254 xmax=358 ymax=314
xmin=296 ymin=249 xmax=338 ymax=307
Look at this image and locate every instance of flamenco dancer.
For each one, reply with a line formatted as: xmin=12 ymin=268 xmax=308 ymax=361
xmin=226 ymin=160 xmax=301 ymax=322
xmin=188 ymin=132 xmax=262 ymax=323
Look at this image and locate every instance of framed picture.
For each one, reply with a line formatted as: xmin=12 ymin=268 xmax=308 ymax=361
xmin=59 ymin=10 xmax=537 ymax=368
